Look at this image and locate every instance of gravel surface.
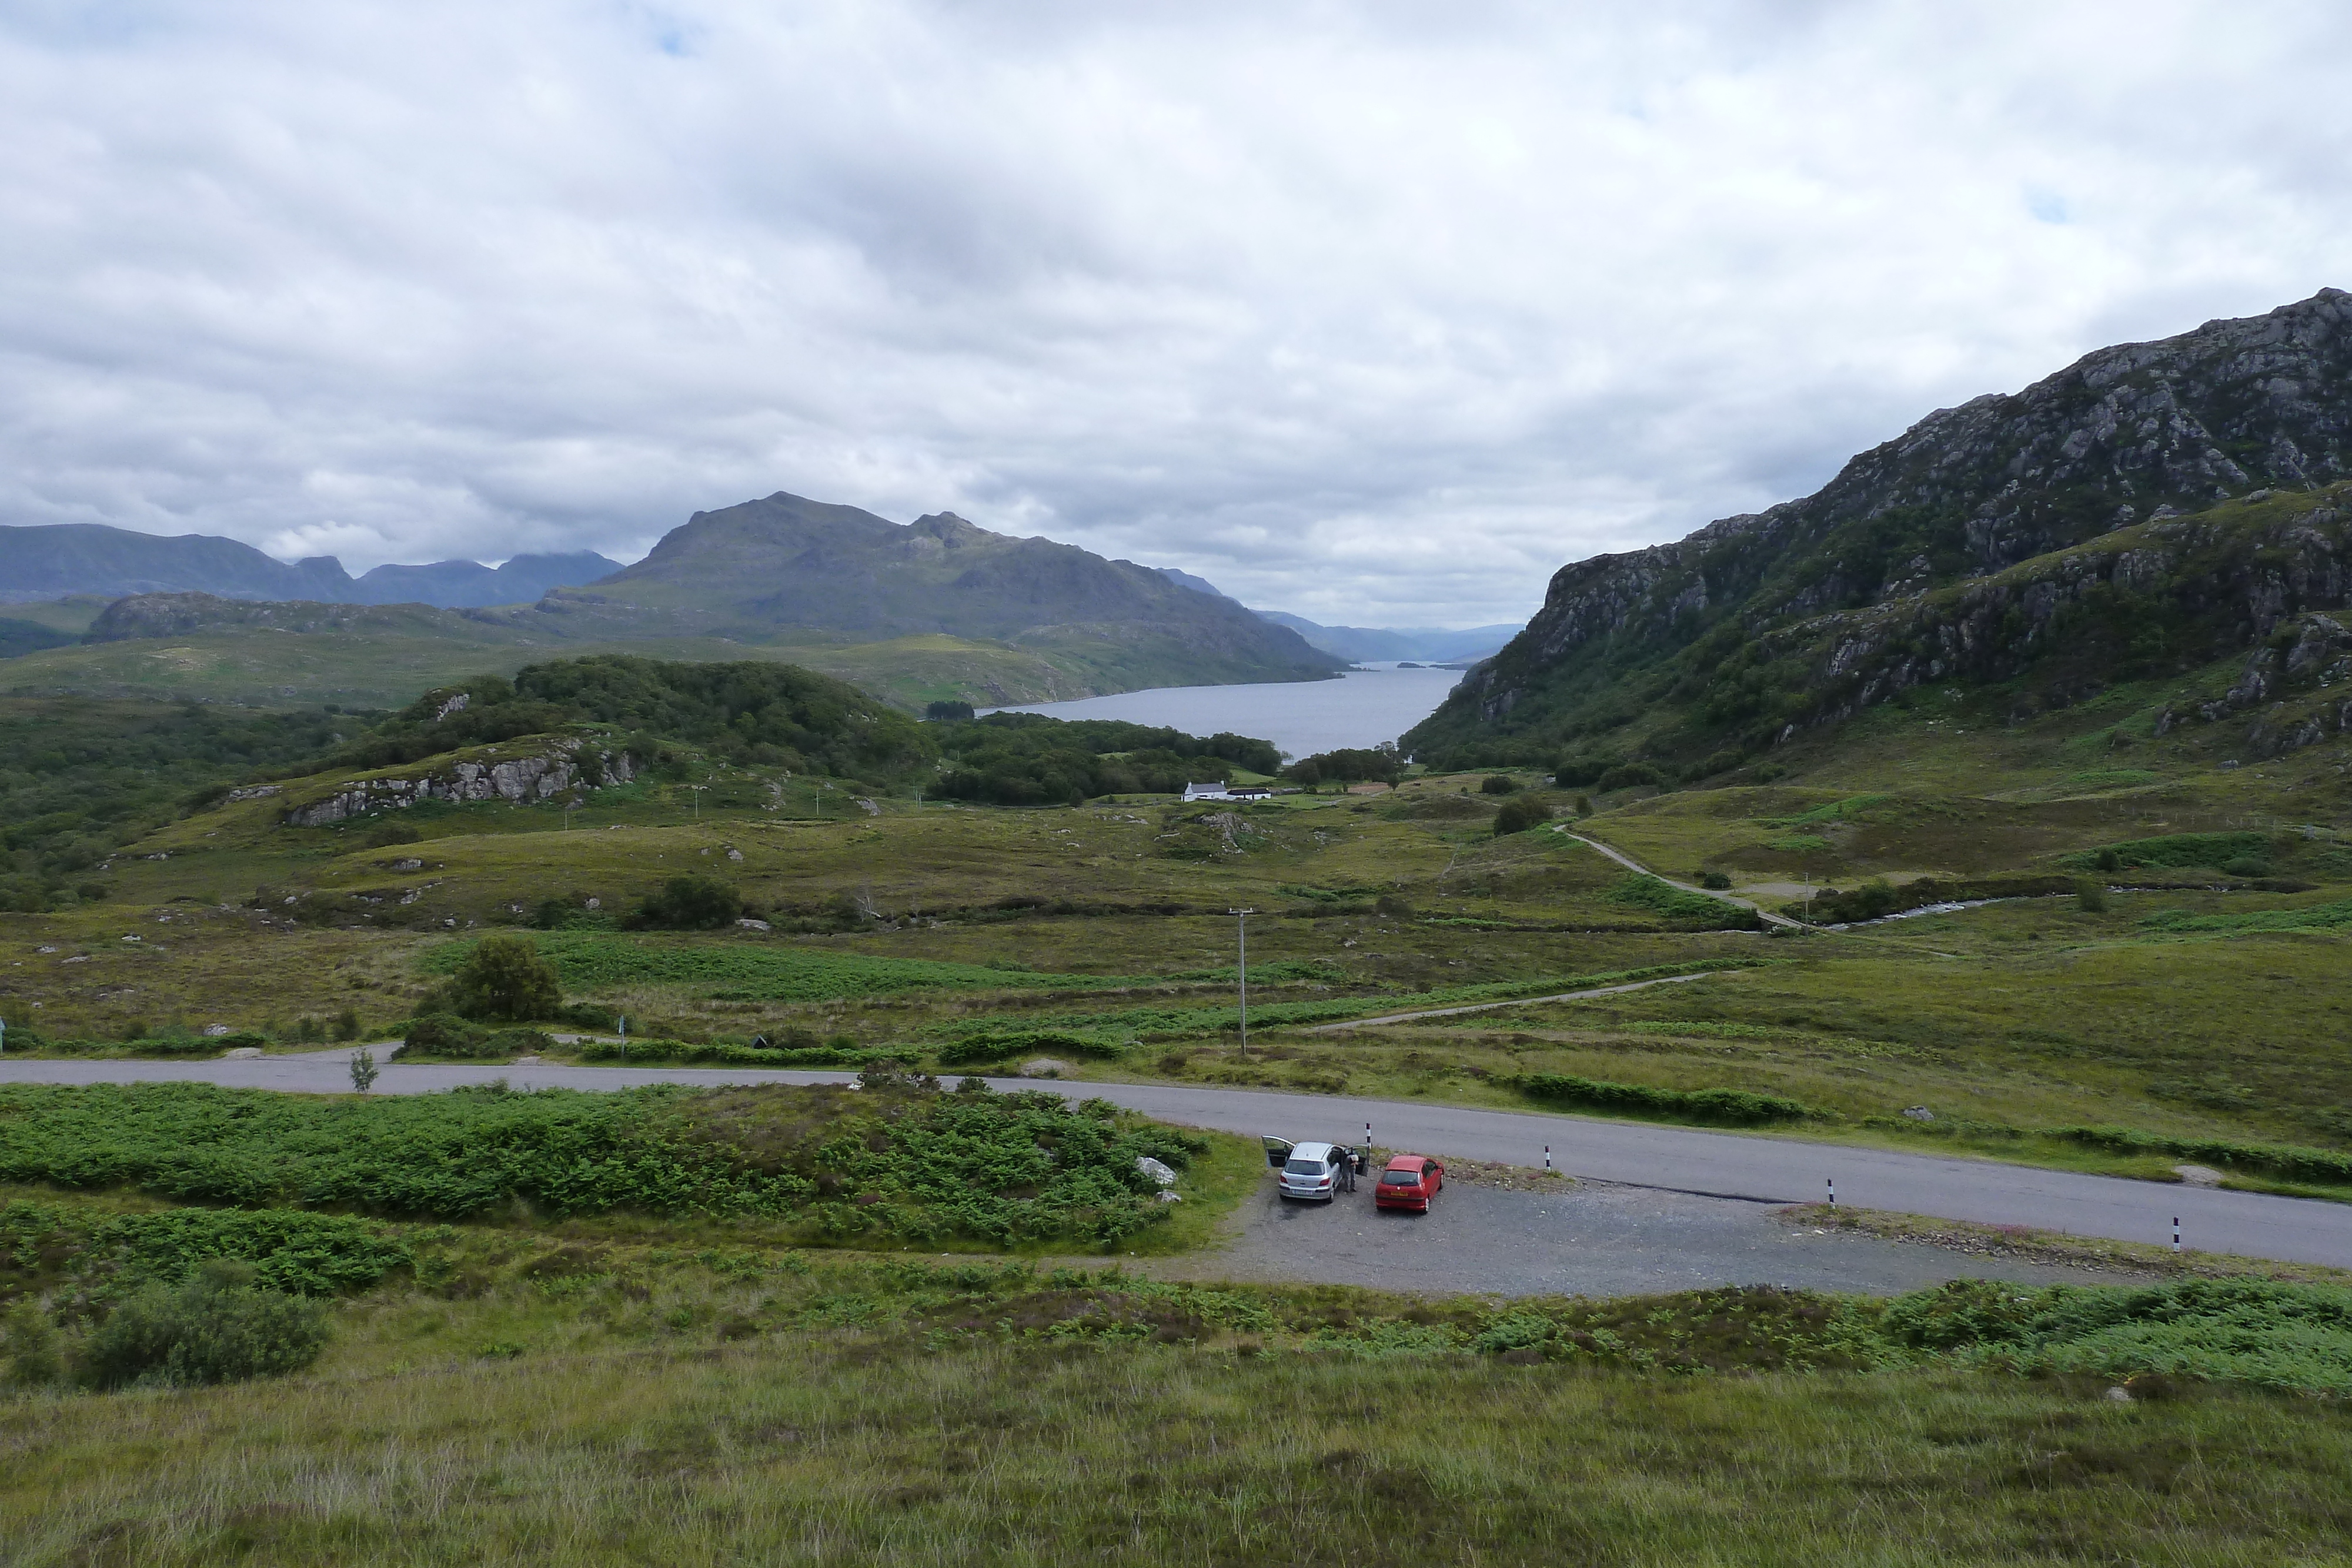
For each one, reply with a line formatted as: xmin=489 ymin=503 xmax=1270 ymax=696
xmin=1147 ymin=1174 xmax=2142 ymax=1298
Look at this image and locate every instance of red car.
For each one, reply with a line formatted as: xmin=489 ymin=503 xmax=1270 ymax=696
xmin=1375 ymin=1154 xmax=1444 ymax=1211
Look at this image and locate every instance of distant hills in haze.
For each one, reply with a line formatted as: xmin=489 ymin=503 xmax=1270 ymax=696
xmin=1145 ymin=567 xmax=1521 ymax=663
xmin=0 ymin=523 xmax=619 ymax=609
xmin=1251 ymin=611 xmax=1521 ymax=664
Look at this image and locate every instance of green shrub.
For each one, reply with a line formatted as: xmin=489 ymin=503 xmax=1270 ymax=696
xmin=925 ymin=700 xmax=975 ymax=722
xmin=937 ymin=1029 xmax=1127 ymax=1067
xmin=1479 ymin=775 xmax=1516 ymax=795
xmin=629 ymin=874 xmax=743 ymax=931
xmin=402 ymin=1014 xmax=497 ymax=1059
xmin=2 ymin=1303 xmax=62 ymax=1388
xmin=1595 ymin=763 xmax=1666 ymax=793
xmin=1492 ymin=795 xmax=1552 ymax=836
xmin=441 ymin=932 xmax=561 ymax=1021
xmin=2077 ymin=878 xmax=2107 ymax=913
xmin=1514 ymin=1072 xmax=1815 ymax=1125
xmin=1697 ymin=870 xmax=1733 ymax=890
xmin=360 ymin=820 xmax=422 ymax=849
xmin=81 ymin=1262 xmax=329 ymax=1389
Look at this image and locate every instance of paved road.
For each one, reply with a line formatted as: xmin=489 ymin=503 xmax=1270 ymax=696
xmin=6 ymin=1048 xmax=2348 ymax=1269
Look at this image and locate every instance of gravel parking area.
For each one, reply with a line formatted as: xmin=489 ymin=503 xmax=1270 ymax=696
xmin=1148 ymin=1171 xmax=2143 ymax=1298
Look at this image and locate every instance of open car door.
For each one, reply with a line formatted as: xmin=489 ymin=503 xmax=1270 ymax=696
xmin=1260 ymin=1136 xmax=1295 ymax=1169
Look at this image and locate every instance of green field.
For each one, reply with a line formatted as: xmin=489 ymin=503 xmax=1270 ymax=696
xmin=6 ymin=644 xmax=2352 ymax=1559
xmin=9 ymin=1161 xmax=2352 ymax=1564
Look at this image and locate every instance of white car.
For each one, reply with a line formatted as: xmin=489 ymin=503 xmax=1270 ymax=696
xmin=1265 ymin=1137 xmax=1351 ymax=1201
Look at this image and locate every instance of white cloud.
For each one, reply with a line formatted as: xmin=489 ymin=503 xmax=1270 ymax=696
xmin=1 ymin=0 xmax=2347 ymax=623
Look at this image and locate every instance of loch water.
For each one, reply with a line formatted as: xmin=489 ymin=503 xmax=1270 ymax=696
xmin=980 ymin=663 xmax=1465 ymax=758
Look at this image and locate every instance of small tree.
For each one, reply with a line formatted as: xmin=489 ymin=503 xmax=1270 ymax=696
xmin=2076 ymin=878 xmax=2108 ymax=914
xmin=630 ymin=875 xmax=743 ymax=931
xmin=445 ymin=932 xmax=563 ymax=1021
xmin=348 ymin=1046 xmax=379 ymax=1094
xmin=1479 ymin=775 xmax=1516 ymax=795
xmin=1493 ymin=796 xmax=1553 ymax=836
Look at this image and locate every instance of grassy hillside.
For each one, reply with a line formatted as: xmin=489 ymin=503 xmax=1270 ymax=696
xmin=0 ymin=613 xmax=1103 ymax=712
xmin=7 ymin=1148 xmax=2352 ymax=1562
xmin=4 ymin=656 xmax=2352 ymax=1555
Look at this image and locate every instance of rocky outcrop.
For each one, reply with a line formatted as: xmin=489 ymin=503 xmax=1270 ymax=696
xmin=1740 ymin=500 xmax=2352 ymax=736
xmin=284 ymin=740 xmax=635 ymax=827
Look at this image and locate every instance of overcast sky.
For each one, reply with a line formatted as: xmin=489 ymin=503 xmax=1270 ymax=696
xmin=3 ymin=2 xmax=2347 ymax=627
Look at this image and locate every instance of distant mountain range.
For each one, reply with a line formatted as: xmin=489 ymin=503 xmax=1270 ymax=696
xmin=1145 ymin=567 xmax=1519 ymax=663
xmin=1 ymin=495 xmax=1514 ymax=697
xmin=1406 ymin=287 xmax=2352 ymax=774
xmin=4 ymin=493 xmax=1344 ymax=701
xmin=0 ymin=523 xmax=619 ymax=608
xmin=1251 ymin=611 xmax=1521 ymax=664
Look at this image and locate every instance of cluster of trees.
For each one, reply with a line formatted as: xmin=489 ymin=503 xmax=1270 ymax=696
xmin=335 ymin=657 xmax=935 ymax=783
xmin=933 ymin=714 xmax=1280 ymax=806
xmin=0 ymin=698 xmax=347 ymax=912
xmin=1281 ymin=744 xmax=1402 ymax=787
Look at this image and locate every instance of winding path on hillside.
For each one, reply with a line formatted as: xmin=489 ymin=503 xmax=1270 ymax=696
xmin=1553 ymin=826 xmax=1807 ymax=929
xmin=1304 ymin=971 xmax=1719 ymax=1031
xmin=5 ymin=1046 xmax=2347 ymax=1271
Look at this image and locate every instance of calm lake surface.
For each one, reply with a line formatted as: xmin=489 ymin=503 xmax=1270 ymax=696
xmin=981 ymin=663 xmax=1466 ymax=758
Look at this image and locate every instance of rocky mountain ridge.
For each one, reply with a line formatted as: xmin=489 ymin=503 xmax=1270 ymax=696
xmin=1406 ymin=288 xmax=2352 ymax=769
xmin=551 ymin=491 xmax=1339 ymax=688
